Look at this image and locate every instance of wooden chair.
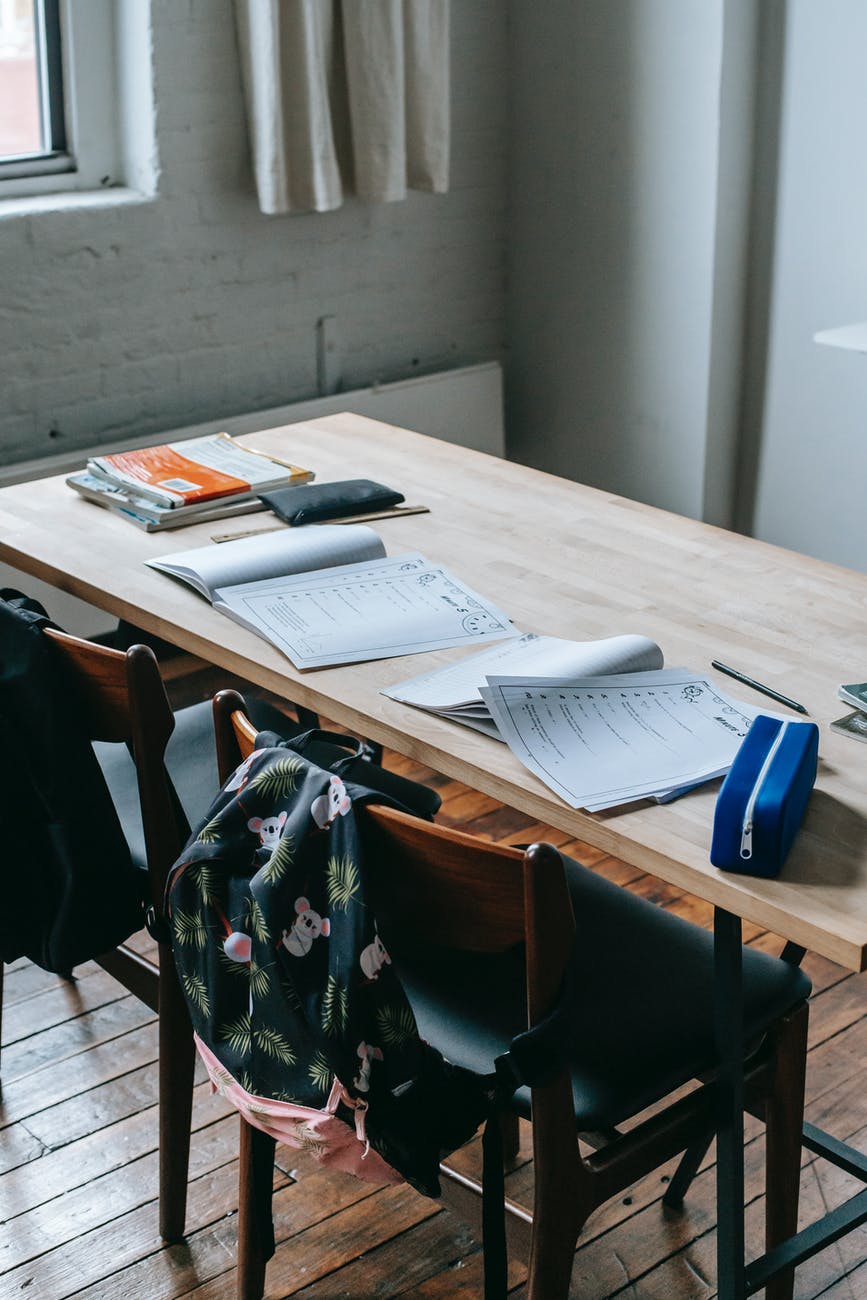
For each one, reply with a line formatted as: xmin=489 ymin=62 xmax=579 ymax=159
xmin=213 ymin=689 xmax=811 ymax=1300
xmin=0 ymin=622 xmax=319 ymax=1251
xmin=52 ymin=628 xmax=200 ymax=1239
xmin=0 ymin=629 xmax=198 ymax=1240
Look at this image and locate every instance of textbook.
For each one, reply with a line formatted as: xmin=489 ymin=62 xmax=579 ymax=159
xmin=66 ymin=470 xmax=268 ymax=532
xmin=86 ymin=433 xmax=313 ymax=510
xmin=148 ymin=527 xmax=515 ymax=670
xmin=382 ymin=632 xmax=665 ymax=738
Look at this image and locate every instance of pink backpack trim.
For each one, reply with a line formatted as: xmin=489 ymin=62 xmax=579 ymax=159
xmin=194 ymin=1033 xmax=403 ymax=1186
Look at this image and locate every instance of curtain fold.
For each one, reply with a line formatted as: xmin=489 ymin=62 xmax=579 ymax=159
xmin=235 ymin=0 xmax=450 ymax=215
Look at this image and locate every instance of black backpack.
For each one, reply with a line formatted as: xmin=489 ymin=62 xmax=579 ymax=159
xmin=0 ymin=591 xmax=145 ymax=971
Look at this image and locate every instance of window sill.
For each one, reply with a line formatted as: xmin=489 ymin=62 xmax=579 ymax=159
xmin=0 ymin=185 xmax=157 ymax=222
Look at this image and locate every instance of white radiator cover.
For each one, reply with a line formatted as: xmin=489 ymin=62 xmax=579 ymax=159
xmin=0 ymin=362 xmax=504 ymax=635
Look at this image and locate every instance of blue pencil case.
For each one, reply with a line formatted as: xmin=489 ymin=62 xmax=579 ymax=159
xmin=710 ymin=715 xmax=819 ymax=879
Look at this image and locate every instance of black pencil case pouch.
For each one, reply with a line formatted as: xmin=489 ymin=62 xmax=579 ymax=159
xmin=710 ymin=715 xmax=819 ymax=879
xmin=259 ymin=479 xmax=404 ymax=526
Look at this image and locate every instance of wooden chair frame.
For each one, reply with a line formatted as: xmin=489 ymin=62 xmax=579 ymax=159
xmin=0 ymin=629 xmax=197 ymax=1242
xmin=212 ymin=688 xmax=809 ymax=1300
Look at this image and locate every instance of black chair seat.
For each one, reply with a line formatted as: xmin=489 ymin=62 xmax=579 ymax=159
xmin=393 ymin=853 xmax=811 ymax=1130
xmin=94 ymin=696 xmax=296 ymax=870
xmin=96 ymin=702 xmax=441 ymax=872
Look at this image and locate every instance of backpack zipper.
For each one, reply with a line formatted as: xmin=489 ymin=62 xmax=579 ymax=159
xmin=739 ymin=722 xmax=789 ymax=859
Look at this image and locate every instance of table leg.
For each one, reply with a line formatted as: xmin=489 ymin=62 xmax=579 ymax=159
xmin=715 ymin=906 xmax=747 ymax=1300
xmin=712 ymin=915 xmax=867 ymax=1297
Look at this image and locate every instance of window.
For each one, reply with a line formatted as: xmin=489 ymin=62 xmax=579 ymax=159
xmin=0 ymin=0 xmax=123 ymax=199
xmin=0 ymin=0 xmax=67 ymax=178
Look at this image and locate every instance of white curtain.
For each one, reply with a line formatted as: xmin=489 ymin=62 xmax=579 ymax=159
xmin=234 ymin=0 xmax=450 ymax=215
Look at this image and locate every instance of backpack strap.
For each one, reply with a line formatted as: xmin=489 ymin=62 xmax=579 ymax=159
xmin=265 ymin=726 xmax=365 ymax=766
xmin=256 ymin=727 xmax=442 ymax=818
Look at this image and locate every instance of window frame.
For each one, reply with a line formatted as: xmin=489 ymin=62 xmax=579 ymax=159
xmin=0 ymin=0 xmax=120 ymax=198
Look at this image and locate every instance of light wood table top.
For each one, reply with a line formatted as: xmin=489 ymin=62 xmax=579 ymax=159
xmin=2 ymin=413 xmax=867 ymax=969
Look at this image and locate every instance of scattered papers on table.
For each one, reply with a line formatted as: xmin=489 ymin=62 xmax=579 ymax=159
xmin=215 ymin=553 xmax=515 ymax=669
xmin=382 ymin=632 xmax=664 ymax=739
xmin=479 ymin=669 xmax=781 ymax=811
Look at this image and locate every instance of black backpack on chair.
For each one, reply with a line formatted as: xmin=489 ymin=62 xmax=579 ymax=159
xmin=0 ymin=591 xmax=145 ymax=972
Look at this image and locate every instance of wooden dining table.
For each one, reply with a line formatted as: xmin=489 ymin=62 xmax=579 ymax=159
xmin=2 ymin=411 xmax=866 ymax=1296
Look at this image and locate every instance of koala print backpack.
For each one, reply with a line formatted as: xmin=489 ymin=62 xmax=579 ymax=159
xmin=166 ymin=729 xmax=493 ymax=1216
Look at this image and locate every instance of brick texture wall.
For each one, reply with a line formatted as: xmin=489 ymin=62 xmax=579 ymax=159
xmin=0 ymin=0 xmax=506 ymax=468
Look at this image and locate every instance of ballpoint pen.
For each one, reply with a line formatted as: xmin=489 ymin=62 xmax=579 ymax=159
xmin=710 ymin=661 xmax=809 ymax=715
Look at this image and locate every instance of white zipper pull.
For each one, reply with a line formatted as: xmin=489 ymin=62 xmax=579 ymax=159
xmin=739 ymin=721 xmax=789 ymax=861
xmin=740 ymin=820 xmax=753 ymax=859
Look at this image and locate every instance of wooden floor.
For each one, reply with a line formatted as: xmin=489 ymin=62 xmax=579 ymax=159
xmin=3 ymin=752 xmax=867 ymax=1299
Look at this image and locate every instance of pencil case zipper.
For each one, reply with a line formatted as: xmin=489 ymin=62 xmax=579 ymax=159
xmin=739 ymin=721 xmax=789 ymax=860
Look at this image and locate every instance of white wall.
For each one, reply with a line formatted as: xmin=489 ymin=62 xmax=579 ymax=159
xmin=742 ymin=0 xmax=867 ymax=572
xmin=0 ymin=0 xmax=507 ymax=469
xmin=504 ymin=0 xmax=866 ymax=575
xmin=504 ymin=0 xmax=726 ymax=520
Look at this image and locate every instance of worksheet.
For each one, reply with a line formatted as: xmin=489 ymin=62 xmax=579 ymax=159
xmin=214 ymin=553 xmax=515 ymax=669
xmin=382 ymin=632 xmax=663 ymax=736
xmin=480 ymin=670 xmax=771 ymax=810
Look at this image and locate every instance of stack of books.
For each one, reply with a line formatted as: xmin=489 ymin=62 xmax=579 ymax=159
xmin=831 ymin=682 xmax=867 ymax=745
xmin=66 ymin=433 xmax=314 ymax=531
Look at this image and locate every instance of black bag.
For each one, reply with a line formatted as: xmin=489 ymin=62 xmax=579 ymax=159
xmin=0 ymin=591 xmax=145 ymax=971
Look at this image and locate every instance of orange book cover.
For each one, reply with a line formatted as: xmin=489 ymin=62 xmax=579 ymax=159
xmin=89 ymin=434 xmax=313 ymax=508
xmin=99 ymin=444 xmax=247 ymax=505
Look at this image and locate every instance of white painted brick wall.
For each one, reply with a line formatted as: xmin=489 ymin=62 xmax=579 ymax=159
xmin=0 ymin=0 xmax=507 ymax=468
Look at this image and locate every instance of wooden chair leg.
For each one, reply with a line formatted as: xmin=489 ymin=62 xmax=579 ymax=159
xmin=526 ymin=1079 xmax=587 ymax=1300
xmin=158 ymin=953 xmax=196 ymax=1243
xmin=764 ymin=1000 xmax=809 ymax=1300
xmin=237 ymin=1117 xmax=277 ymax=1300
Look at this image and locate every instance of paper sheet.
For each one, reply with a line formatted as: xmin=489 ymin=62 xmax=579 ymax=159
xmin=382 ymin=632 xmax=663 ymax=715
xmin=481 ymin=670 xmax=777 ymax=810
xmin=214 ymin=553 xmax=515 ymax=669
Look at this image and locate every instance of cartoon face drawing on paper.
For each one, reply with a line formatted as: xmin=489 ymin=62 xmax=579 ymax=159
xmin=462 ymin=612 xmax=501 ymax=635
xmin=310 ymin=775 xmax=351 ymax=830
xmin=281 ymin=896 xmax=331 ymax=957
xmin=247 ymin=811 xmax=287 ymax=853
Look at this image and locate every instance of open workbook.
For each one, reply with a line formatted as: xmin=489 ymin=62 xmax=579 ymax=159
xmin=147 ymin=526 xmax=515 ymax=669
xmin=384 ymin=633 xmax=775 ymax=810
xmin=383 ymin=632 xmax=665 ymax=737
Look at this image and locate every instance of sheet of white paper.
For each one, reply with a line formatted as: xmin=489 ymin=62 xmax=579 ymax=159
xmin=147 ymin=524 xmax=384 ymax=600
xmin=214 ymin=553 xmax=515 ymax=669
xmin=481 ymin=670 xmax=776 ymax=810
xmin=382 ymin=632 xmax=663 ymax=710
